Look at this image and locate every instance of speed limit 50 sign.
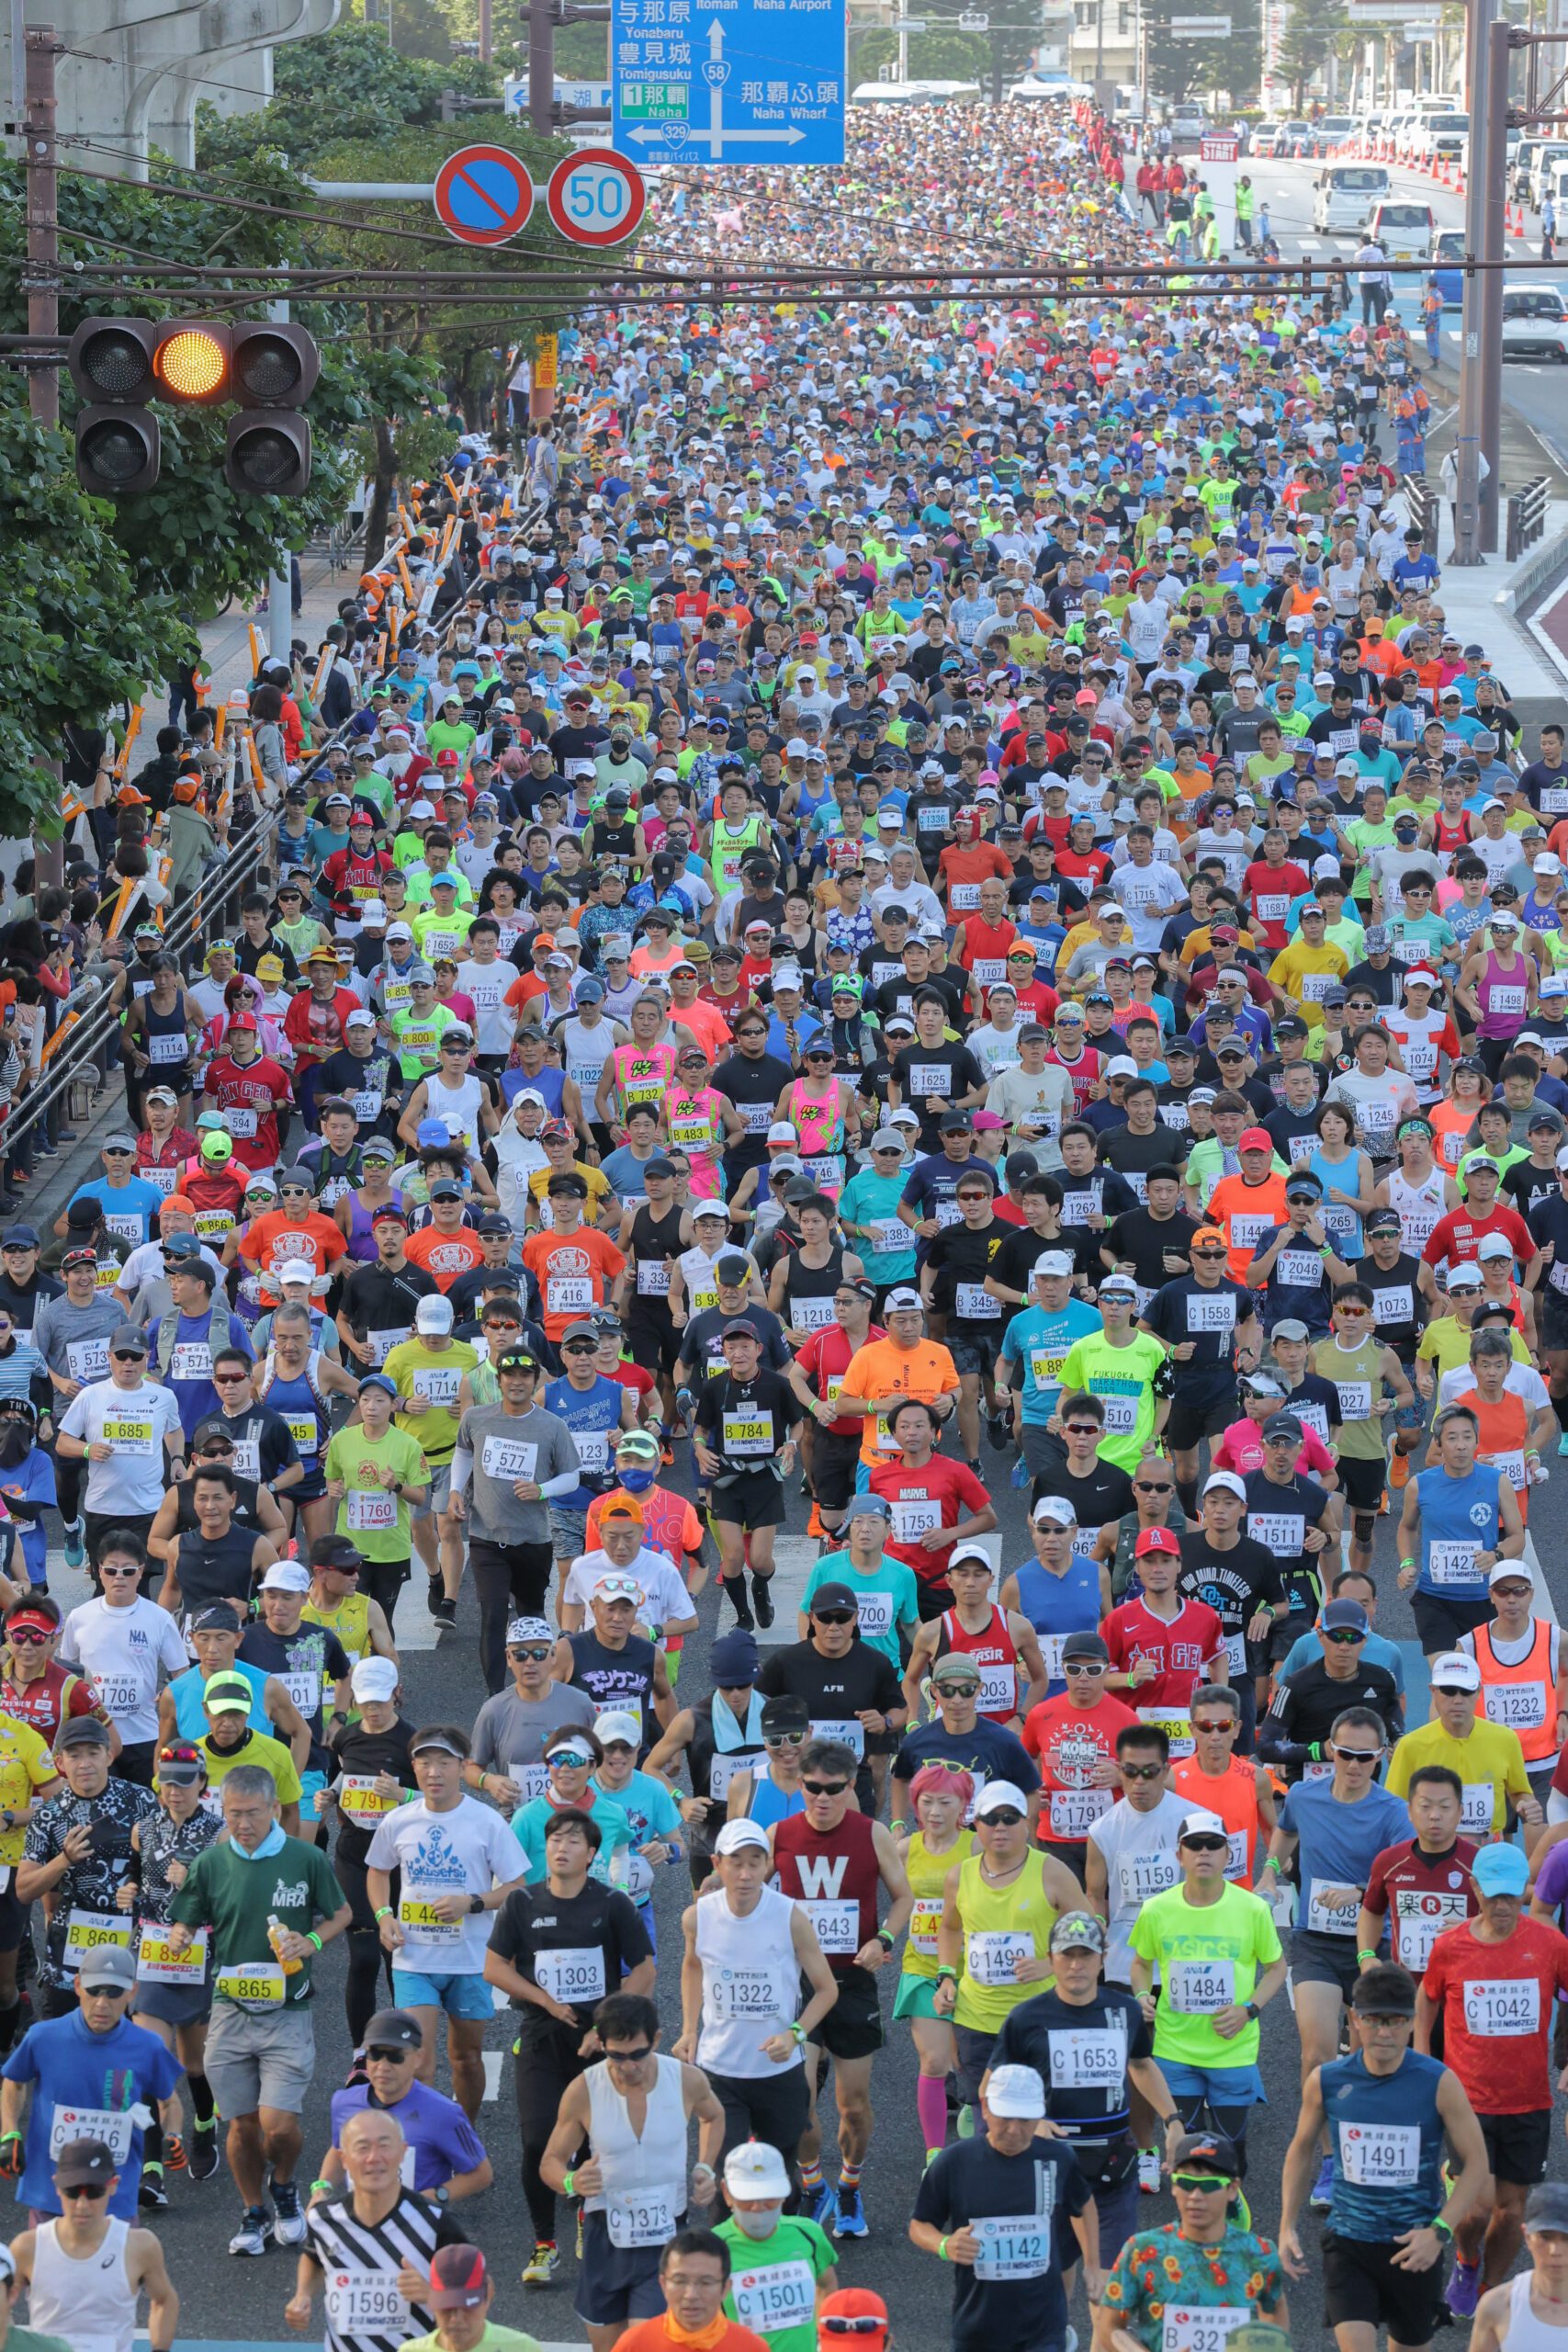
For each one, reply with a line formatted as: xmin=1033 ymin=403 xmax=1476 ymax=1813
xmin=546 ymin=148 xmax=647 ymax=247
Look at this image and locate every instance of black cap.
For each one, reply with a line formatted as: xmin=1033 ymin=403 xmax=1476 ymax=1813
xmin=810 ymin=1582 xmax=858 ymax=1615
xmin=362 ymin=2007 xmax=424 ymax=2051
xmin=1171 ymin=2130 xmax=1241 ymax=2177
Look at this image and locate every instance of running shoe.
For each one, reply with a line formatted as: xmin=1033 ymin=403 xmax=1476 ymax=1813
xmin=229 ymin=2205 xmax=274 ymax=2256
xmin=433 ymin=1595 xmax=457 ymax=1631
xmin=164 ymin=2133 xmax=187 ymax=2173
xmin=1309 ymin=2154 xmax=1335 ymax=2212
xmin=987 ymin=1409 xmax=1010 ymax=1453
xmin=138 ymin=2165 xmax=167 ymax=2211
xmin=751 ymin=1574 xmax=774 ymax=1630
xmin=835 ymin=2186 xmax=868 ymax=2238
xmin=1445 ymin=2258 xmax=1481 ymax=2318
xmin=62 ymin=1521 xmax=85 ymax=1571
xmin=1137 ymin=2147 xmax=1161 ymax=2194
xmin=522 ymin=2242 xmax=558 ymax=2287
xmin=271 ymin=2177 xmax=307 ymax=2245
xmin=188 ymin=2121 xmax=219 ymax=2182
xmin=805 ymin=2179 xmax=839 ymax=2231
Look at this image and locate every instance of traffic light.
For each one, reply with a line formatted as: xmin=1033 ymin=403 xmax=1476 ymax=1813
xmin=225 ymin=324 xmax=320 ymax=498
xmin=65 ymin=316 xmax=319 ymax=497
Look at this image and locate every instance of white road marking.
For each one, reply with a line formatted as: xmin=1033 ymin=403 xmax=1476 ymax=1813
xmin=482 ymin=2047 xmax=504 ymax=2102
xmin=757 ymin=1529 xmax=818 ymax=1645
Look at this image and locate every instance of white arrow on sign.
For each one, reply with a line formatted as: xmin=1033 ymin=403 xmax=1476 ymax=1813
xmin=626 ymin=117 xmax=807 ymax=146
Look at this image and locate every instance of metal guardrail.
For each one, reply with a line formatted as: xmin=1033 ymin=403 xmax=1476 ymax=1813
xmin=1406 ymin=477 xmax=1440 ymax=558
xmin=1507 ymin=475 xmax=1550 ymax=563
xmin=6 ymin=716 xmax=356 ymax=1159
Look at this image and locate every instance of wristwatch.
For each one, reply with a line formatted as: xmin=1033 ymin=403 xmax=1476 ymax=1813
xmin=468 ymin=1893 xmax=485 ymax=1915
xmin=1244 ymin=2000 xmax=1260 ymax=2020
xmin=1431 ymin=2217 xmax=1454 ymax=2244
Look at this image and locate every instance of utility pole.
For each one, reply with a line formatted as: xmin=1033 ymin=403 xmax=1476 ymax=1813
xmin=479 ymin=0 xmax=491 ymax=59
xmin=24 ymin=24 xmax=63 ymax=893
xmin=529 ymin=0 xmax=554 ymax=134
xmin=1451 ymin=0 xmax=1497 ymax=563
xmin=267 ymin=289 xmax=294 ymax=669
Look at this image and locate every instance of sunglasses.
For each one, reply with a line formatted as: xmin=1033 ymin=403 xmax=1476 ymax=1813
xmin=821 ymin=2321 xmax=886 ymax=2338
xmin=548 ymin=1750 xmax=593 ymax=1770
xmin=1324 ymin=1629 xmax=1365 ymax=1646
xmin=1335 ymin=1747 xmax=1382 ymax=1762
xmin=982 ymin=1807 xmax=1024 ymax=1826
xmin=1064 ymin=1421 xmax=1100 ymax=1436
xmin=100 ymin=1564 xmax=141 ymax=1578
xmin=1173 ymin=2175 xmax=1232 ymax=2195
xmin=1066 ymin=1660 xmax=1107 ymax=1678
xmin=6 ymin=1628 xmax=47 ymax=1646
xmin=104 ymin=1148 xmax=133 ymax=1159
xmin=366 ymin=2044 xmax=416 ymax=2064
xmin=62 ymin=2183 xmax=110 ymax=2199
xmin=213 ymin=1367 xmax=250 ymax=1381
xmin=1181 ymin=1837 xmax=1229 ymax=1854
xmin=1134 ymin=1481 xmax=1172 ymax=1495
xmin=813 ymin=1610 xmax=856 ymax=1626
xmin=804 ymin=1780 xmax=850 ymax=1797
xmin=605 ymin=2045 xmax=654 ymax=2065
xmin=508 ymin=1645 xmax=554 ymax=1663
xmin=1120 ymin=1761 xmax=1165 ymax=1780
xmin=1192 ymin=1718 xmax=1237 ymax=1737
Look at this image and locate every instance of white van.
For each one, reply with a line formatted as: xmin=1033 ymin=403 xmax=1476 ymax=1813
xmin=1314 ymin=163 xmax=1391 ymax=233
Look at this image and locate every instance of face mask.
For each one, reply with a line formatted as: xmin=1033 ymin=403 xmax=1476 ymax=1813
xmin=617 ymin=1465 xmax=657 ymax=1495
xmin=0 ymin=1423 xmax=29 ymax=1468
xmin=732 ymin=2206 xmax=784 ymax=2240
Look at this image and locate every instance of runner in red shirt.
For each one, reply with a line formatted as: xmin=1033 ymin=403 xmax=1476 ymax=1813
xmin=1360 ymin=1787 xmax=1480 ymax=1980
xmin=0 ymin=1600 xmax=109 ymax=1743
xmin=1021 ymin=1631 xmax=1137 ymax=1869
xmin=1102 ymin=1526 xmax=1228 ymax=1717
xmin=791 ymin=1306 xmax=886 ymax=1544
xmin=868 ymin=1400 xmax=995 ymax=1618
xmin=1418 ymin=1844 xmax=1568 ymax=2308
xmin=200 ymin=1015 xmax=293 ymax=1173
xmin=1421 ymin=1159 xmax=1535 ymax=1277
xmin=402 ymin=1185 xmax=487 ymax=1293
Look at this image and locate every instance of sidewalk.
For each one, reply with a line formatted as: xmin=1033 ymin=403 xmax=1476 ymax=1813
xmin=198 ymin=543 xmax=361 ymax=703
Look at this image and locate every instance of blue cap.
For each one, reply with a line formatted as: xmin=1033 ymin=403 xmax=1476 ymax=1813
xmin=0 ymin=1227 xmax=39 ymax=1250
xmin=1472 ymin=1843 xmax=1529 ymax=1896
xmin=416 ymin=1118 xmax=451 ymax=1148
xmin=357 ymin=1373 xmax=398 ymax=1399
xmin=577 ymin=978 xmax=604 ymax=1004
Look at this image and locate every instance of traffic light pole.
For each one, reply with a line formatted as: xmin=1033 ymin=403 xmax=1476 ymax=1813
xmin=267 ymin=289 xmax=294 ymax=668
xmin=24 ymin=24 xmax=63 ymax=888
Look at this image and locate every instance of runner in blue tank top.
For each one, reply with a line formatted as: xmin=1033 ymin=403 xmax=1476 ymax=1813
xmin=1279 ymin=1962 xmax=1490 ymax=2352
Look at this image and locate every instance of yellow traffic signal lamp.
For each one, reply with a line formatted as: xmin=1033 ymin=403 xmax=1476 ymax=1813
xmin=66 ymin=316 xmax=317 ymax=497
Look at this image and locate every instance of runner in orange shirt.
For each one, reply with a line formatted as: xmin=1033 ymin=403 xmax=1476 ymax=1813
xmin=236 ymin=1169 xmax=347 ymax=1306
xmin=521 ymin=1172 xmax=626 ymax=1346
xmin=1206 ymin=1131 xmax=1292 ymax=1283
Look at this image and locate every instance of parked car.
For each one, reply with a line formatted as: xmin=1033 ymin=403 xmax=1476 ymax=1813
xmin=1515 ymin=139 xmax=1551 ymax=202
xmin=1428 ymin=227 xmax=1465 ymax=307
xmin=1501 ymin=284 xmax=1568 ymax=360
xmin=1280 ymin=119 xmax=1314 ymax=155
xmin=1430 ymin=115 xmax=1469 ymax=167
xmin=1251 ymin=119 xmax=1282 ymax=157
xmin=1314 ymin=114 xmax=1355 ymax=153
xmin=1529 ymin=143 xmax=1568 ymax=210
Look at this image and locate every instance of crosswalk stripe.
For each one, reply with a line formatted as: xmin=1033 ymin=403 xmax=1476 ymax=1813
xmin=482 ymin=2046 xmax=504 ymax=2101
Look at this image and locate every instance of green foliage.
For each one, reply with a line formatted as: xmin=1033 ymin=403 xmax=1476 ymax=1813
xmin=0 ymin=383 xmax=193 ymax=833
xmin=853 ymin=26 xmax=990 ymax=83
xmin=1141 ymin=0 xmax=1262 ymax=103
xmin=195 ymin=20 xmax=502 ymax=172
xmin=1271 ymin=0 xmax=1355 ymax=107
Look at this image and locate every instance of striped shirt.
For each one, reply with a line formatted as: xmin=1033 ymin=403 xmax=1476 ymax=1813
xmin=304 ymin=2187 xmax=468 ymax=2352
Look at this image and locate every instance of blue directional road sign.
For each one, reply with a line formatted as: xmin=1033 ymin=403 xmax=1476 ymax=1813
xmin=612 ymin=0 xmax=846 ymax=165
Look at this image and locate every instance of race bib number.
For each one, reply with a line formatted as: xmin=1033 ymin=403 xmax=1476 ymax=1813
xmin=853 ymin=1590 xmax=895 ymax=1638
xmin=909 ymin=1063 xmax=950 ymax=1097
xmin=366 ymin=1329 xmax=407 ymax=1368
xmin=1461 ymin=1782 xmax=1495 ymax=1834
xmin=809 ymin=1716 xmax=865 ymax=1758
xmin=91 ymin=1675 xmax=143 ymax=1717
xmin=287 ymin=1416 xmax=319 ymax=1456
xmin=1276 ymin=1250 xmax=1323 ymax=1288
xmin=955 ymin=1283 xmax=1001 ymax=1321
xmin=1138 ymin=1708 xmax=1195 ymax=1760
xmin=216 ymin=1963 xmax=287 ymax=2008
xmin=1462 ymin=1977 xmax=1541 ymax=2035
xmin=1483 ymin=1681 xmax=1548 ymax=1730
xmin=1120 ymin=1849 xmax=1181 ymax=1905
xmin=481 ymin=1435 xmax=538 ymax=1481
xmin=67 ymin=1339 xmax=111 ymax=1384
xmin=722 ymin=1412 xmax=773 ymax=1456
xmin=226 ymin=1105 xmax=258 ymax=1138
xmin=137 ymin=1926 xmax=208 ymax=1984
xmin=1186 ymin=1295 xmax=1235 ymax=1334
xmin=637 ymin=1260 xmax=672 ymax=1296
xmin=324 ymin=2270 xmax=408 ymax=2335
xmin=731 ymin=2261 xmax=817 ymax=2335
xmin=1490 ymin=986 xmax=1528 ymax=1016
xmin=887 ymin=1480 xmax=944 ymax=1542
xmin=872 ymin=1219 xmax=910 ymax=1257
xmin=62 ymin=1910 xmax=132 ymax=1973
xmin=1168 ymin=1959 xmax=1235 ymax=2013
xmin=101 ymin=1414 xmax=155 ymax=1452
xmin=802 ymin=1898 xmax=859 ymax=1954
xmin=1247 ymin=1511 xmax=1304 ymax=1555
xmin=1228 ymin=1216 xmax=1269 ymax=1253
xmin=535 ymin=1946 xmax=606 ymax=2004
xmin=1306 ymin=1881 xmax=1364 ymax=1936
xmin=972 ymin=2212 xmax=1053 ymax=2280
xmin=1048 ymin=2025 xmax=1125 ymax=2089
xmin=347 ymin=1488 xmax=398 ymax=1530
xmin=976 ymin=1661 xmax=1016 ymax=1717
xmin=168 ymin=1342 xmax=213 ymax=1381
xmin=1049 ymin=1786 xmax=1111 ymax=1839
xmin=909 ymin=1896 xmax=944 ymax=1958
xmin=966 ymin=1928 xmax=1032 ymax=1985
xmin=49 ymin=2104 xmax=134 ymax=2166
xmin=1394 ymin=1890 xmax=1469 ymax=1972
xmin=1162 ymin=2308 xmax=1251 ymax=2352
xmin=412 ymin=1365 xmax=460 ymax=1407
xmin=399 ymin=1894 xmax=461 ymax=1939
xmin=1338 ymin=2121 xmax=1420 ymax=2186
xmin=1029 ymin=1348 xmax=1066 ymax=1391
xmin=547 ymin=1276 xmax=594 ymax=1315
xmin=277 ymin=1667 xmax=320 ymax=1721
xmin=712 ymin=1965 xmax=780 ymax=2020
xmin=608 ymin=2188 xmax=679 ymax=2249
xmin=1101 ymin=1395 xmax=1138 ymax=1434
xmin=1426 ymin=1538 xmax=1478 ymax=1588
xmin=336 ymin=1776 xmax=399 ymax=1825
xmin=707 ymin=1752 xmax=756 ymax=1802
xmin=792 ymin=1296 xmax=837 ymax=1332
xmin=1334 ymin=1381 xmax=1372 ymax=1419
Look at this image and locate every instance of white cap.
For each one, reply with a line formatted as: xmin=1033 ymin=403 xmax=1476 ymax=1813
xmin=276 ymin=1258 xmax=317 ymax=1288
xmin=1032 ymin=1251 xmax=1074 ymax=1280
xmin=1178 ymin=1809 xmax=1230 ymax=1843
xmin=415 ymin=1295 xmax=455 ymax=1333
xmin=985 ymin=2064 xmax=1046 ymax=2120
xmin=715 ymin=1818 xmax=770 ymax=1855
xmin=1032 ymin=1495 xmax=1077 ymax=1527
xmin=975 ymin=1781 xmax=1031 ymax=1818
xmin=1104 ymin=1057 xmax=1140 ymax=1080
xmin=351 ymin=1656 xmax=399 ymax=1703
xmin=1203 ymin=1470 xmax=1247 ymax=1501
xmin=1476 ymin=1233 xmax=1514 ymax=1261
xmin=260 ymin=1562 xmax=311 ymax=1594
xmin=592 ymin=1711 xmax=642 ymax=1747
xmin=1488 ymin=1560 xmax=1535 ymax=1587
xmin=767 ymin=1121 xmax=798 ymax=1145
xmin=884 ymin=1285 xmax=923 ymax=1312
xmin=1429 ymin=1650 xmax=1482 ymax=1691
xmin=721 ymin=2142 xmax=793 ymax=2209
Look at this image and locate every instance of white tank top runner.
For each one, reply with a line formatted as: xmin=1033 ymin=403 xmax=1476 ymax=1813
xmin=1504 ymin=2272 xmax=1568 ymax=2352
xmin=585 ymin=2050 xmax=687 ymax=2247
xmin=29 ymin=2216 xmax=134 ymax=2352
xmin=695 ymin=1880 xmax=802 ymax=2079
xmin=1387 ymin=1165 xmax=1447 ymax=1253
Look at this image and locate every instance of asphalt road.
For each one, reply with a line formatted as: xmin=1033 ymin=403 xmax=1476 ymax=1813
xmin=20 ymin=1395 xmax=1491 ymax=2352
xmin=1224 ymin=154 xmax=1568 ymax=472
